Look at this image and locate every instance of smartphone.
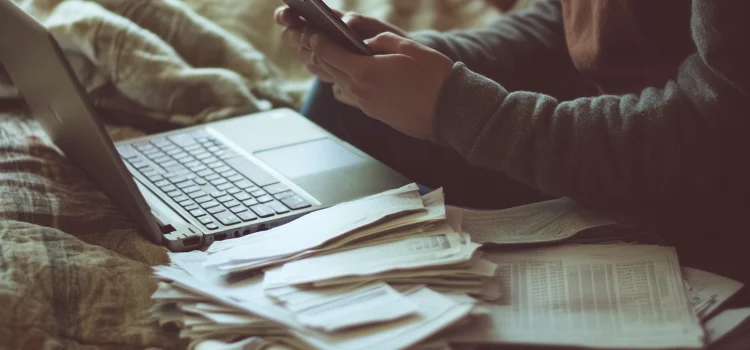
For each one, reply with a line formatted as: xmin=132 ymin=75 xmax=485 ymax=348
xmin=282 ymin=0 xmax=373 ymax=56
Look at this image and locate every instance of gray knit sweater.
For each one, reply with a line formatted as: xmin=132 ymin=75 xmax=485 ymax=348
xmin=413 ymin=0 xmax=750 ymax=239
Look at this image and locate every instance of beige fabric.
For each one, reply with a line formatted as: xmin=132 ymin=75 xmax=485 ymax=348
xmin=0 ymin=1 xmax=503 ymax=349
xmin=4 ymin=0 xmax=502 ymax=141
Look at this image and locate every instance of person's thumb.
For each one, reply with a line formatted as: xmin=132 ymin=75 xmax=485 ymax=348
xmin=365 ymin=32 xmax=415 ymax=55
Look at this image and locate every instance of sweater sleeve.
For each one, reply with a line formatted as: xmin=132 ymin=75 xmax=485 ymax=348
xmin=411 ymin=0 xmax=595 ymax=100
xmin=431 ymin=0 xmax=750 ymax=230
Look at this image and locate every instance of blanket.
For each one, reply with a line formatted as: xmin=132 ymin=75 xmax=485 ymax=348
xmin=0 ymin=1 xmax=507 ymax=349
xmin=2 ymin=0 xmax=504 ymax=140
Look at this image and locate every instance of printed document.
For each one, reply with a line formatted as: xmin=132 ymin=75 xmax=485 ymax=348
xmin=440 ymin=244 xmax=704 ymax=349
xmin=447 ymin=198 xmax=615 ymax=245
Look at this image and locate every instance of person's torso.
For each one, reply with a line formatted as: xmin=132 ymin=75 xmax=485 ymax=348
xmin=560 ymin=0 xmax=695 ymax=94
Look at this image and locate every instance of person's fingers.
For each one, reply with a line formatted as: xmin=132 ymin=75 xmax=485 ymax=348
xmin=365 ymin=32 xmax=415 ymax=55
xmin=300 ymin=27 xmax=316 ymax=50
xmin=310 ymin=33 xmax=371 ymax=75
xmin=317 ymin=58 xmax=352 ymax=86
xmin=274 ymin=6 xmax=306 ymax=27
xmin=281 ymin=26 xmax=304 ymax=48
xmin=306 ymin=64 xmax=335 ymax=83
xmin=298 ymin=47 xmax=313 ymax=65
xmin=332 ymin=83 xmax=360 ymax=107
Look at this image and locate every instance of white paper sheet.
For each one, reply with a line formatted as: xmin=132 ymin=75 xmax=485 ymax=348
xmin=449 ymin=198 xmax=615 ymax=245
xmin=682 ymin=267 xmax=744 ymax=320
xmin=704 ymin=307 xmax=750 ymax=344
xmin=440 ymin=244 xmax=704 ymax=349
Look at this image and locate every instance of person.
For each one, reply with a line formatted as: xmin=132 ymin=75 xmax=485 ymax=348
xmin=275 ymin=1 xmax=750 ymax=296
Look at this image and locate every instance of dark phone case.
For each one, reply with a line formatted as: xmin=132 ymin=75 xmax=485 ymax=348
xmin=282 ymin=0 xmax=373 ymax=55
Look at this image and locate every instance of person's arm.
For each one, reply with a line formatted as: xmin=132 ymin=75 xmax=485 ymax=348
xmin=411 ymin=0 xmax=595 ymax=100
xmin=433 ymin=0 xmax=750 ymax=229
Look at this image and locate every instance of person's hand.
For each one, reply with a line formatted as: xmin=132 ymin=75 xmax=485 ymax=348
xmin=309 ymin=32 xmax=454 ymax=141
xmin=274 ymin=6 xmax=407 ymax=106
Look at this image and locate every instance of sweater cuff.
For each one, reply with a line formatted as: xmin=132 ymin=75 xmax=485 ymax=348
xmin=432 ymin=62 xmax=508 ymax=157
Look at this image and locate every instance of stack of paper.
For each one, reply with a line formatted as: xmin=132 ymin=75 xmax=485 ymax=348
xmin=152 ymin=266 xmax=473 ymax=350
xmin=153 ymin=183 xmax=493 ymax=349
xmin=153 ymin=185 xmax=748 ymax=349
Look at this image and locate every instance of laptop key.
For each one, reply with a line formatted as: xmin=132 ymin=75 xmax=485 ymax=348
xmin=230 ymin=205 xmax=248 ymax=214
xmin=193 ymin=177 xmax=208 ymax=186
xmin=182 ymin=185 xmax=202 ymax=194
xmin=250 ymin=204 xmax=275 ymax=218
xmin=201 ymin=200 xmax=221 ymax=209
xmin=264 ymin=183 xmax=290 ymax=195
xmin=184 ymin=143 xmax=201 ymax=151
xmin=174 ymin=195 xmax=190 ymax=203
xmin=226 ymin=174 xmax=245 ymax=183
xmin=206 ymin=146 xmax=220 ymax=153
xmin=167 ymin=190 xmax=183 ymax=198
xmin=210 ymin=191 xmax=227 ymax=198
xmin=205 ymin=223 xmax=219 ymax=230
xmin=216 ymin=183 xmax=234 ymax=191
xmin=176 ymin=181 xmax=196 ymax=189
xmin=237 ymin=211 xmax=258 ymax=222
xmin=210 ymin=178 xmax=228 ymax=186
xmin=220 ymin=170 xmax=239 ymax=177
xmin=146 ymin=174 xmax=164 ymax=183
xmin=116 ymin=145 xmax=139 ymax=160
xmin=189 ymin=164 xmax=208 ymax=172
xmin=226 ymin=187 xmax=241 ymax=195
xmin=273 ymin=191 xmax=295 ymax=200
xmin=165 ymin=175 xmax=187 ymax=183
xmin=194 ymin=152 xmax=212 ymax=160
xmin=201 ymin=156 xmax=220 ymax=164
xmin=233 ymin=192 xmax=252 ymax=201
xmin=196 ymin=169 xmax=214 ymax=177
xmin=204 ymin=161 xmax=223 ymax=169
xmin=161 ymin=184 xmax=177 ymax=192
xmin=281 ymin=195 xmax=311 ymax=210
xmin=194 ymin=196 xmax=212 ymax=204
xmin=151 ymin=156 xmax=170 ymax=164
xmin=154 ymin=180 xmax=170 ymax=188
xmin=224 ymin=200 xmax=241 ymax=208
xmin=161 ymin=160 xmax=178 ymax=168
xmin=235 ymin=180 xmax=255 ymax=189
xmin=188 ymin=191 xmax=208 ymax=199
xmin=185 ymin=204 xmax=199 ymax=211
xmin=267 ymin=200 xmax=290 ymax=214
xmin=216 ymin=195 xmax=234 ymax=203
xmin=250 ymin=189 xmax=266 ymax=197
xmin=189 ymin=209 xmax=207 ymax=217
xmin=205 ymin=174 xmax=221 ymax=181
xmin=242 ymin=198 xmax=259 ymax=207
xmin=256 ymin=195 xmax=274 ymax=203
xmin=198 ymin=216 xmax=214 ymax=224
xmin=214 ymin=165 xmax=231 ymax=174
xmin=214 ymin=212 xmax=241 ymax=226
xmin=130 ymin=161 xmax=150 ymax=169
xmin=208 ymin=206 xmax=227 ymax=215
xmin=168 ymin=134 xmax=196 ymax=147
xmin=165 ymin=148 xmax=183 ymax=156
xmin=185 ymin=160 xmax=203 ymax=168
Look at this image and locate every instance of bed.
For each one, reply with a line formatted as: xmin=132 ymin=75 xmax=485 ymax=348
xmin=0 ymin=0 xmax=514 ymax=348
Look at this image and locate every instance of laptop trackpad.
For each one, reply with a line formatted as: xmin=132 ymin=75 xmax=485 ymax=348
xmin=254 ymin=138 xmax=364 ymax=179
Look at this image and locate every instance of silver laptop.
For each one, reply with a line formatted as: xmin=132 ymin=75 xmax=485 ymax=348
xmin=0 ymin=0 xmax=409 ymax=251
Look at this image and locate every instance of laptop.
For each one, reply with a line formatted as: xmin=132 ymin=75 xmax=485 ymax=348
xmin=0 ymin=0 xmax=409 ymax=251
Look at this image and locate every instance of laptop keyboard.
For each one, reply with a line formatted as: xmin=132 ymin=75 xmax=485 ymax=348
xmin=116 ymin=131 xmax=311 ymax=231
